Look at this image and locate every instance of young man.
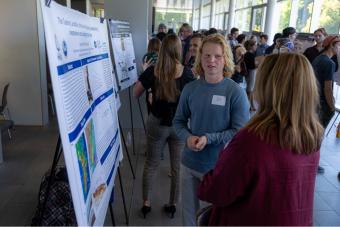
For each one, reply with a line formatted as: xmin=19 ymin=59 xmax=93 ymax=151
xmin=173 ymin=34 xmax=249 ymax=226
xmin=304 ymin=28 xmax=327 ymax=64
xmin=179 ymin=23 xmax=193 ymax=64
xmin=228 ymin=27 xmax=239 ymax=49
xmin=312 ymin=36 xmax=340 ymax=174
xmin=282 ymin=27 xmax=297 ymax=51
xmin=255 ymin=34 xmax=269 ymax=56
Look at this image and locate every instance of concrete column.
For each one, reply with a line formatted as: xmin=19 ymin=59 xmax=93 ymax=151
xmin=310 ymin=0 xmax=322 ymax=33
xmin=210 ymin=0 xmax=216 ymax=28
xmin=264 ymin=0 xmax=277 ymax=45
xmin=289 ymin=0 xmax=298 ymax=28
xmin=199 ymin=0 xmax=203 ymax=29
xmin=227 ymin=0 xmax=235 ymax=33
xmin=86 ymin=0 xmax=91 ymax=16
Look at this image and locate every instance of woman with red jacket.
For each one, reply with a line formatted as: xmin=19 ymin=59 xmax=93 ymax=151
xmin=198 ymin=53 xmax=324 ymax=226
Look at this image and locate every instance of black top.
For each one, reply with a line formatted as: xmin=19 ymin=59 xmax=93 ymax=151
xmin=265 ymin=44 xmax=275 ymax=55
xmin=244 ymin=52 xmax=256 ymax=71
xmin=303 ymin=45 xmax=321 ymax=64
xmin=139 ymin=66 xmax=195 ymax=126
xmin=312 ymin=54 xmax=335 ymax=103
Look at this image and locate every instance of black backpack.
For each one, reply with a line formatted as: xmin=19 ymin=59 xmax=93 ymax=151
xmin=31 ymin=166 xmax=77 ymax=226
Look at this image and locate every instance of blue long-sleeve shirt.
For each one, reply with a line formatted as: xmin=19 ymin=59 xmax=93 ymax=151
xmin=173 ymin=78 xmax=250 ymax=173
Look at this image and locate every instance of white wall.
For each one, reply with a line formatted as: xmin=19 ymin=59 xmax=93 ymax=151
xmin=0 ymin=0 xmax=48 ymax=126
xmin=104 ymin=0 xmax=150 ymax=129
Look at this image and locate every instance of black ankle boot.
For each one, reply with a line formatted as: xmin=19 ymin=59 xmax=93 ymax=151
xmin=141 ymin=205 xmax=151 ymax=218
xmin=163 ymin=204 xmax=176 ymax=218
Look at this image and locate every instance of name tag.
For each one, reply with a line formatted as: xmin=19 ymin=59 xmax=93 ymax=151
xmin=211 ymin=95 xmax=226 ymax=106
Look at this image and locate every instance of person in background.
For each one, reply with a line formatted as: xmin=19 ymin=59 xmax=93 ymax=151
xmin=236 ymin=34 xmax=246 ymax=47
xmin=134 ymin=34 xmax=195 ymax=219
xmin=244 ymin=39 xmax=258 ymax=111
xmin=282 ymin=27 xmax=297 ymax=51
xmin=206 ymin=27 xmax=218 ymax=36
xmin=179 ymin=23 xmax=193 ymax=65
xmin=142 ymin=38 xmax=162 ymax=114
xmin=173 ymin=34 xmax=249 ymax=226
xmin=167 ymin=28 xmax=175 ymax=35
xmin=156 ymin=23 xmax=167 ymax=41
xmin=185 ymin=33 xmax=204 ymax=76
xmin=304 ymin=28 xmax=328 ymax=64
xmin=265 ymin=33 xmax=282 ymax=55
xmin=231 ymin=44 xmax=247 ymax=87
xmin=255 ymin=34 xmax=269 ymax=56
xmin=249 ymin=35 xmax=258 ymax=44
xmin=198 ymin=53 xmax=323 ymax=226
xmin=228 ymin=27 xmax=239 ymax=49
xmin=312 ymin=36 xmax=340 ymax=174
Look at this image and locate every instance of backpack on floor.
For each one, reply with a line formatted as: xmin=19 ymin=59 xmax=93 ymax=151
xmin=31 ymin=166 xmax=77 ymax=226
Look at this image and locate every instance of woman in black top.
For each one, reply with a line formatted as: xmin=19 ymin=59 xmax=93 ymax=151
xmin=244 ymin=39 xmax=257 ymax=111
xmin=134 ymin=34 xmax=194 ymax=218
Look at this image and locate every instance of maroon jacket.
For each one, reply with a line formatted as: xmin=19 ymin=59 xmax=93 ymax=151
xmin=198 ymin=129 xmax=319 ymax=226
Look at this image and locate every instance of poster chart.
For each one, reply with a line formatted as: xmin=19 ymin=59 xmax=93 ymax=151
xmin=40 ymin=1 xmax=122 ymax=225
xmin=108 ymin=19 xmax=138 ymax=91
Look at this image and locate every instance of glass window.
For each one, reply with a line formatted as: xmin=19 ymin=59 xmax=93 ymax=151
xmin=193 ymin=8 xmax=200 ymax=30
xmin=201 ymin=3 xmax=211 ymax=29
xmin=224 ymin=13 xmax=229 ymax=30
xmin=275 ymin=0 xmax=292 ymax=33
xmin=318 ymin=0 xmax=340 ymax=34
xmin=296 ymin=0 xmax=314 ymax=33
xmin=153 ymin=0 xmax=193 ymax=33
xmin=234 ymin=8 xmax=251 ymax=32
xmin=252 ymin=7 xmax=266 ymax=32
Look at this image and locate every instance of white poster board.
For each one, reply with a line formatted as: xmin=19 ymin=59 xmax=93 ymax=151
xmin=40 ymin=1 xmax=122 ymax=225
xmin=108 ymin=20 xmax=138 ymax=91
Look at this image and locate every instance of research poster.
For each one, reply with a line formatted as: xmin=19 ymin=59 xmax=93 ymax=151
xmin=108 ymin=20 xmax=138 ymax=90
xmin=40 ymin=1 xmax=122 ymax=225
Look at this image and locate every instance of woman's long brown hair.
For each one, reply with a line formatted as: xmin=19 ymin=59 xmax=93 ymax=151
xmin=246 ymin=53 xmax=324 ymax=154
xmin=154 ymin=34 xmax=182 ymax=102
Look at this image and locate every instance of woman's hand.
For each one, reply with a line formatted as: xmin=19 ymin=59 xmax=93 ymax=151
xmin=142 ymin=58 xmax=153 ymax=71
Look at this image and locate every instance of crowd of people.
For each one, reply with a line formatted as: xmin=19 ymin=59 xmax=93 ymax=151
xmin=133 ymin=22 xmax=340 ymax=225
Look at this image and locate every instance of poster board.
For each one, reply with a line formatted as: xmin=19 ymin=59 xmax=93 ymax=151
xmin=108 ymin=19 xmax=138 ymax=91
xmin=40 ymin=1 xmax=122 ymax=225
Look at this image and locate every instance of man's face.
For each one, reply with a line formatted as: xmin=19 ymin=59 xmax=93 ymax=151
xmin=181 ymin=28 xmax=192 ymax=39
xmin=159 ymin=27 xmax=167 ymax=33
xmin=201 ymin=42 xmax=225 ymax=78
xmin=260 ymin=37 xmax=267 ymax=45
xmin=314 ymin=31 xmax=325 ymax=44
xmin=232 ymin=31 xmax=239 ymax=39
xmin=289 ymin=32 xmax=297 ymax=41
xmin=189 ymin=37 xmax=202 ymax=57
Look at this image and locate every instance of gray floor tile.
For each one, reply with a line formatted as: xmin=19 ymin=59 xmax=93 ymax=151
xmin=314 ymin=210 xmax=340 ymax=226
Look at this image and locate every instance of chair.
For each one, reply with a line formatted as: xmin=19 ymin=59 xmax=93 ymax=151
xmin=0 ymin=83 xmax=12 ymax=139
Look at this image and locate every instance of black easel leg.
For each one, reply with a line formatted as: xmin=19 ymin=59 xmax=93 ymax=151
xmin=128 ymin=87 xmax=135 ymax=155
xmin=118 ymin=166 xmax=129 ymax=225
xmin=119 ymin=120 xmax=135 ymax=179
xmin=109 ymin=202 xmax=116 ymax=226
xmin=40 ymin=135 xmax=63 ymax=224
xmin=137 ymin=98 xmax=146 ymax=134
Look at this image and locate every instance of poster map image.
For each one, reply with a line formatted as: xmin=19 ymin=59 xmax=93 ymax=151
xmin=75 ymin=133 xmax=91 ymax=202
xmin=85 ymin=119 xmax=97 ymax=173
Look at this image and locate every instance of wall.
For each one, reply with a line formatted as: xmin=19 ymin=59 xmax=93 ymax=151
xmin=0 ymin=0 xmax=48 ymax=125
xmin=104 ymin=0 xmax=150 ymax=129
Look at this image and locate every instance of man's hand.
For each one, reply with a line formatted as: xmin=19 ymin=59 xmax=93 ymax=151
xmin=196 ymin=136 xmax=208 ymax=151
xmin=187 ymin=135 xmax=200 ymax=151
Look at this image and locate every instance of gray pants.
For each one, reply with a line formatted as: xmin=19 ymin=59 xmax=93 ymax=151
xmin=181 ymin=165 xmax=209 ymax=226
xmin=142 ymin=114 xmax=184 ymax=204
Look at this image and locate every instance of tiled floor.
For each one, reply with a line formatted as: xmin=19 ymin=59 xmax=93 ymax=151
xmin=0 ymin=112 xmax=339 ymax=226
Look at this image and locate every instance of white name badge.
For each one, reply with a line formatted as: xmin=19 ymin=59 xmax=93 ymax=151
xmin=211 ymin=95 xmax=226 ymax=106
